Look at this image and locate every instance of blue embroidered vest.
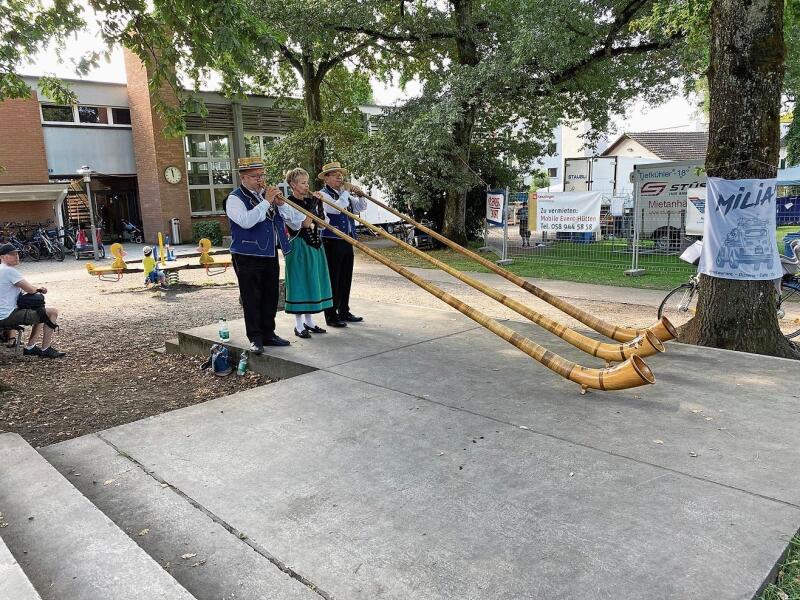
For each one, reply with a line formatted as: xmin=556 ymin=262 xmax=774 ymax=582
xmin=320 ymin=185 xmax=358 ymax=240
xmin=228 ymin=186 xmax=292 ymax=257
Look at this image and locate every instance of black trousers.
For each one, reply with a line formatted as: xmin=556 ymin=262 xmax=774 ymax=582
xmin=232 ymin=253 xmax=280 ymax=344
xmin=323 ymin=239 xmax=354 ymax=320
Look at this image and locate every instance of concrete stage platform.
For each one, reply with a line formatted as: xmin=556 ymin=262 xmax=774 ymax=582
xmin=43 ymin=303 xmax=800 ymax=599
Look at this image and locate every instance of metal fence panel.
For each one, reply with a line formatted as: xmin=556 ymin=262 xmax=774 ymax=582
xmin=490 ymin=192 xmax=800 ymax=275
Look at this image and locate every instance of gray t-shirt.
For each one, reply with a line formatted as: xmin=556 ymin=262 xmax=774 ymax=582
xmin=0 ymin=264 xmax=23 ymax=319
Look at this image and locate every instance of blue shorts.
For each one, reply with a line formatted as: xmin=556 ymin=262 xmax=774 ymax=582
xmin=145 ymin=271 xmax=162 ymax=284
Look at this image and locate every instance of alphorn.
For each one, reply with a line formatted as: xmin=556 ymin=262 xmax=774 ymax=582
xmin=314 ymin=194 xmax=664 ymax=362
xmin=278 ymin=193 xmax=655 ymax=392
xmin=345 ymin=186 xmax=677 ymax=344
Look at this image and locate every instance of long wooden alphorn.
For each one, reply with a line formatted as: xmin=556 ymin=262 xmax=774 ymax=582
xmin=314 ymin=194 xmax=664 ymax=363
xmin=278 ymin=193 xmax=655 ymax=392
xmin=345 ymin=186 xmax=677 ymax=344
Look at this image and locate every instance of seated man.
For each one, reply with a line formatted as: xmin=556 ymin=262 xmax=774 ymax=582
xmin=0 ymin=243 xmax=65 ymax=358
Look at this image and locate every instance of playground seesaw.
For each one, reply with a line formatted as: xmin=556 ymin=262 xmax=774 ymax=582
xmin=86 ymin=238 xmax=232 ymax=283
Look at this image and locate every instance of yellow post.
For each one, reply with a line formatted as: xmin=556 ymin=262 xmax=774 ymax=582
xmin=158 ymin=232 xmax=166 ymax=266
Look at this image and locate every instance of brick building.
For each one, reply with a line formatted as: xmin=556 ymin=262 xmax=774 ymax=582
xmin=0 ymin=50 xmax=385 ymax=243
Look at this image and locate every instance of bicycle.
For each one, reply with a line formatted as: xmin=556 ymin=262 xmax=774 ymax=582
xmin=1 ymin=224 xmax=39 ymax=261
xmin=658 ymin=240 xmax=800 ymax=340
xmin=31 ymin=225 xmax=65 ymax=261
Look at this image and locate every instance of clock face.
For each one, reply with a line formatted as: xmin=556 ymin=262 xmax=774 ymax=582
xmin=164 ymin=166 xmax=182 ymax=184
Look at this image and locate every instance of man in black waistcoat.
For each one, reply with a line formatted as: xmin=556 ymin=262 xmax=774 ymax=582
xmin=317 ymin=162 xmax=368 ymax=328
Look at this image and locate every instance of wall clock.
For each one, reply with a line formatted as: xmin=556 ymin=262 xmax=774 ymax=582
xmin=164 ymin=166 xmax=182 ymax=184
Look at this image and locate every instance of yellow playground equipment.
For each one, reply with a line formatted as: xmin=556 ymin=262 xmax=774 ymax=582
xmin=86 ymin=237 xmax=231 ymax=283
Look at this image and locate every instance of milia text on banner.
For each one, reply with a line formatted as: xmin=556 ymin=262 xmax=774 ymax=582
xmin=699 ymin=177 xmax=782 ymax=280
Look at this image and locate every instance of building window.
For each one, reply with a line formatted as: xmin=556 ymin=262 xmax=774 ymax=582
xmin=548 ymin=167 xmax=558 ymax=178
xmin=41 ymin=104 xmax=74 ymax=123
xmin=780 ymin=157 xmax=787 ymax=169
xmin=185 ymin=132 xmax=234 ymax=215
xmin=77 ymin=106 xmax=108 ymax=124
xmin=111 ymin=108 xmax=131 ymax=125
xmin=244 ymin=133 xmax=281 ymax=158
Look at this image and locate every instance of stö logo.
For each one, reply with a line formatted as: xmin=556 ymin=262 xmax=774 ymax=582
xmin=640 ymin=182 xmax=667 ymax=196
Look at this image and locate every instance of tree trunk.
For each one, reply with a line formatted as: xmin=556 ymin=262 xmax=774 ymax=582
xmin=680 ymin=0 xmax=799 ymax=358
xmin=302 ymin=59 xmax=326 ymax=185
xmin=443 ymin=0 xmax=479 ymax=245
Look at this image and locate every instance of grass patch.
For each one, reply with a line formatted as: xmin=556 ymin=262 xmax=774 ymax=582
xmin=759 ymin=535 xmax=800 ymax=600
xmin=358 ymin=242 xmax=691 ymax=290
xmin=359 ymin=224 xmax=800 ymax=291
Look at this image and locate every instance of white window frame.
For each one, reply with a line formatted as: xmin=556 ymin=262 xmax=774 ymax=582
xmin=185 ymin=131 xmax=235 ymax=216
xmin=243 ymin=132 xmax=284 ymax=159
xmin=39 ymin=103 xmax=132 ymax=128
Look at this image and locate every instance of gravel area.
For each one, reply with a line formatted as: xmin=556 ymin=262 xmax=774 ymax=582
xmin=2 ymin=247 xmax=795 ymax=448
xmin=0 ymin=262 xmax=264 ymax=448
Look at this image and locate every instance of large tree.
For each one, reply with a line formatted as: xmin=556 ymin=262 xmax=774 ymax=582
xmin=332 ymin=0 xmax=690 ymax=243
xmin=680 ymin=0 xmax=800 ymax=358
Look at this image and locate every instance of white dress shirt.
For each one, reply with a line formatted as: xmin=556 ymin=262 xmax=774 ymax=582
xmin=225 ymin=187 xmax=272 ymax=229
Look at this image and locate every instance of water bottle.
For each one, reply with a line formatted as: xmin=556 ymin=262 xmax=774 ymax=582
xmin=218 ymin=318 xmax=230 ymax=342
xmin=237 ymin=351 xmax=249 ymax=376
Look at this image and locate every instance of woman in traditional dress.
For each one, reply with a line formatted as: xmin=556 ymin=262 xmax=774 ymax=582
xmin=282 ymin=167 xmax=334 ymax=338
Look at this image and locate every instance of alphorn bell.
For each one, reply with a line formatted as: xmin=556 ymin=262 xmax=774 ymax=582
xmin=314 ymin=194 xmax=664 ymax=363
xmin=344 ymin=186 xmax=677 ymax=344
xmin=277 ymin=193 xmax=655 ymax=392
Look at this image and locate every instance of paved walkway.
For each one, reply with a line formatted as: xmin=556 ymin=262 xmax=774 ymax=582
xmin=41 ymin=304 xmax=800 ymax=599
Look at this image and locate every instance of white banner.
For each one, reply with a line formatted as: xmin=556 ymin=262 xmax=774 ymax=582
xmin=536 ymin=191 xmax=603 ymax=233
xmin=685 ymin=188 xmax=706 ymax=236
xmin=486 ymin=191 xmax=505 ymax=226
xmin=699 ymin=177 xmax=781 ymax=280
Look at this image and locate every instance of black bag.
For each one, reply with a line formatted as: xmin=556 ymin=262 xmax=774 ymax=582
xmin=17 ymin=293 xmax=57 ymax=330
xmin=17 ymin=293 xmax=45 ymax=310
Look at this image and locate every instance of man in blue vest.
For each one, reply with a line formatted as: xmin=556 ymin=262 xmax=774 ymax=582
xmin=226 ymin=157 xmax=292 ymax=353
xmin=318 ymin=162 xmax=368 ymax=328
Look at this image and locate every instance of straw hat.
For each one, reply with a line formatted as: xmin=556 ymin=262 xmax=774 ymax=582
xmin=238 ymin=157 xmax=265 ymax=172
xmin=317 ymin=161 xmax=348 ymax=180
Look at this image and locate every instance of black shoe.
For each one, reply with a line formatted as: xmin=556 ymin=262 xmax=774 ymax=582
xmin=304 ymin=324 xmax=327 ymax=334
xmin=340 ymin=313 xmax=363 ymax=322
xmin=23 ymin=345 xmax=42 ymax=357
xmin=249 ymin=342 xmax=264 ymax=355
xmin=325 ymin=319 xmax=347 ymax=328
xmin=264 ymin=334 xmax=290 ymax=347
xmin=40 ymin=347 xmax=66 ymax=359
xmin=294 ymin=327 xmax=311 ymax=339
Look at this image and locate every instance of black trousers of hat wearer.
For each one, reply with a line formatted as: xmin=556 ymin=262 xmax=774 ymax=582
xmin=323 ymin=239 xmax=354 ymax=321
xmin=231 ymin=253 xmax=280 ymax=344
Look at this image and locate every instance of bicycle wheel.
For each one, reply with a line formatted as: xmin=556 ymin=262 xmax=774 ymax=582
xmin=23 ymin=243 xmax=40 ymax=262
xmin=778 ymin=280 xmax=800 ymax=340
xmin=52 ymin=244 xmax=65 ymax=261
xmin=658 ymin=283 xmax=698 ymax=328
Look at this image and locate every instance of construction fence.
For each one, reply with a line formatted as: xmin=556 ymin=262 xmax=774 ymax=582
xmin=484 ymin=189 xmax=800 ymax=276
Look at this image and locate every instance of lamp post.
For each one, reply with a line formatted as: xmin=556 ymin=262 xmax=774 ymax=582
xmin=77 ymin=166 xmax=100 ymax=260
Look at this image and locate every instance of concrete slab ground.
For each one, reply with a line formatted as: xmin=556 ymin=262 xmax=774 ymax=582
xmin=0 ymin=433 xmax=195 ymax=600
xmin=0 ymin=535 xmax=41 ymax=600
xmin=44 ymin=304 xmax=800 ymax=599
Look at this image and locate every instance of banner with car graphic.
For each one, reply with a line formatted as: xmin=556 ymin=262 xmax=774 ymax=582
xmin=699 ymin=177 xmax=782 ymax=280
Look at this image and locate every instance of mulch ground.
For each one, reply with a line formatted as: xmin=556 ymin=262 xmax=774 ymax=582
xmin=0 ymin=280 xmax=270 ymax=448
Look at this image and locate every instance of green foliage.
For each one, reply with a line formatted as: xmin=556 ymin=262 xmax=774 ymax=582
xmin=0 ymin=0 xmax=87 ymax=101
xmin=529 ymin=170 xmax=550 ymax=191
xmin=191 ymin=220 xmax=223 ymax=246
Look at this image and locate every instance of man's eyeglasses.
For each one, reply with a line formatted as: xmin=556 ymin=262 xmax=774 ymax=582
xmin=243 ymin=173 xmax=265 ymax=180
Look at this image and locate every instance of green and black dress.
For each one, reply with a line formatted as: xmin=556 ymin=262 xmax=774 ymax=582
xmin=284 ymin=195 xmax=334 ymax=314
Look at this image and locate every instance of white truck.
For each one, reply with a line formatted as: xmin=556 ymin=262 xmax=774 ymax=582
xmin=631 ymin=159 xmax=706 ymax=251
